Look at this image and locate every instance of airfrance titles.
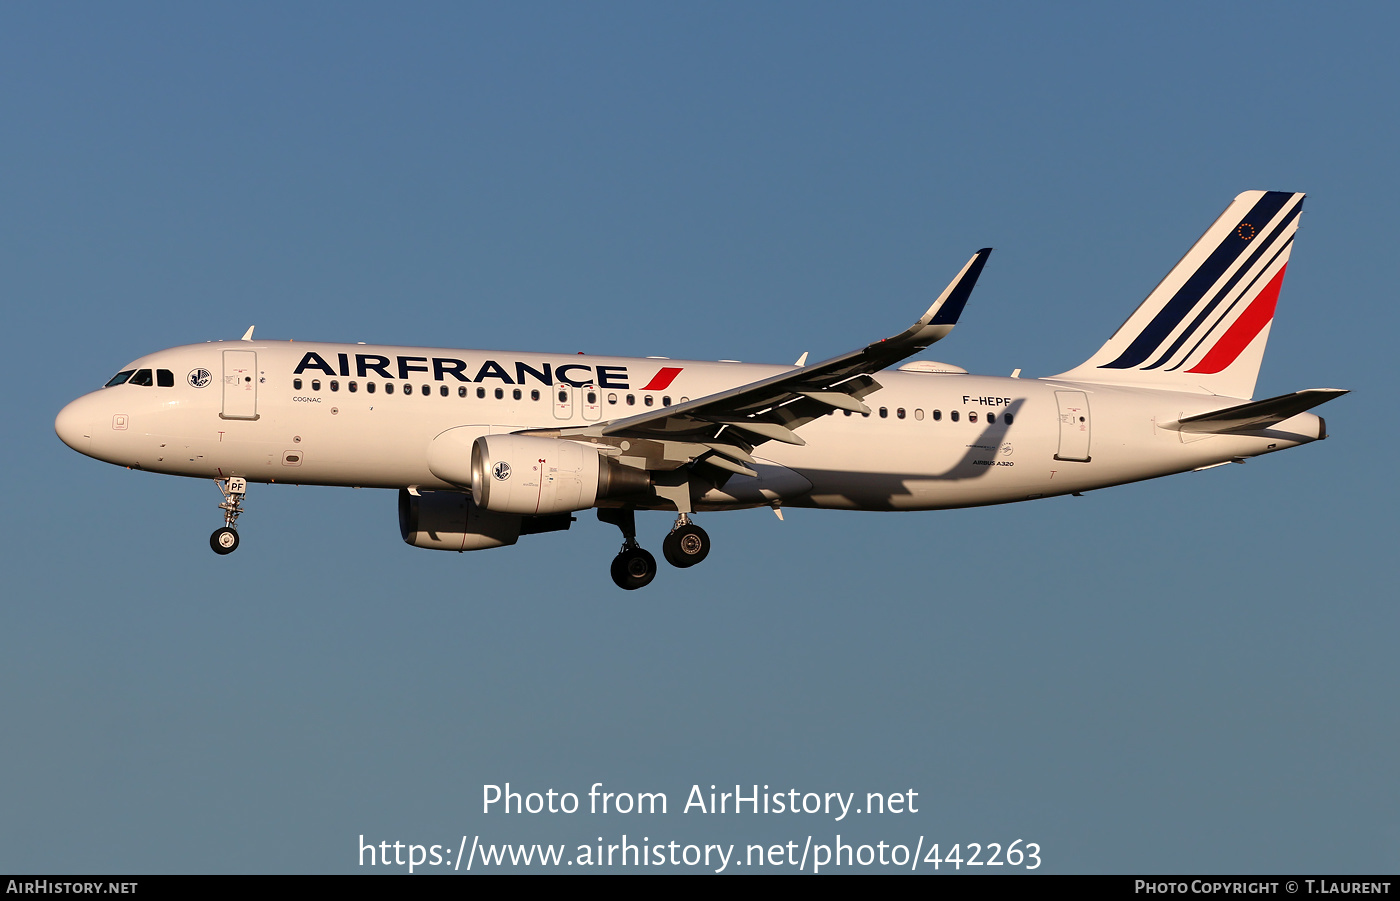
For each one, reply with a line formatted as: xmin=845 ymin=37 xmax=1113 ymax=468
xmin=294 ymin=351 xmax=638 ymax=389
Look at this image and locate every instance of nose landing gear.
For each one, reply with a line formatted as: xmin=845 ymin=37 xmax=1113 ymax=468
xmin=210 ymin=477 xmax=246 ymax=555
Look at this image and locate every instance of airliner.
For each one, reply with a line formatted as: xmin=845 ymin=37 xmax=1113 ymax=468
xmin=55 ymin=191 xmax=1345 ymax=589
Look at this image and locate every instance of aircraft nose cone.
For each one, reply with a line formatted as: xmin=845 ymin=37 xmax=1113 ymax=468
xmin=55 ymin=398 xmax=93 ymax=453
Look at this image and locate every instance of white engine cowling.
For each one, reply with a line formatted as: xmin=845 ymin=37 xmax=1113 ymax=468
xmin=398 ymin=488 xmax=521 ymax=551
xmin=469 ymin=434 xmax=650 ymax=515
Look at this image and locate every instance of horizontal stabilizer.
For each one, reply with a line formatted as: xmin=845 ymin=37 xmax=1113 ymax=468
xmin=1160 ymin=388 xmax=1348 ymax=433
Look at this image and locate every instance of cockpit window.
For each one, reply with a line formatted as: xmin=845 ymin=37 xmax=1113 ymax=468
xmin=157 ymin=369 xmax=174 ymax=387
xmin=129 ymin=369 xmax=154 ymax=386
xmin=105 ymin=370 xmax=135 ymax=387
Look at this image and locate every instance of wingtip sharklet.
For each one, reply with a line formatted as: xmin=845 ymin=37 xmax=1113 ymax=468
xmin=922 ymin=248 xmax=991 ymax=329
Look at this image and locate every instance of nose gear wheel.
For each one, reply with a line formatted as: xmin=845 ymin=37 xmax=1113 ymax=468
xmin=210 ymin=527 xmax=239 ymax=554
xmin=209 ymin=477 xmax=247 ymax=555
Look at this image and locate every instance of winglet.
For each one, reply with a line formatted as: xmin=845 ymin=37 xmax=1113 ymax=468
xmin=898 ymin=248 xmax=992 ymax=348
xmin=241 ymin=326 xmax=256 ymax=342
xmin=924 ymin=248 xmax=992 ymax=326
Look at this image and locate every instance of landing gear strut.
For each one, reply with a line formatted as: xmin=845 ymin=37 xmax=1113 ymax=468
xmin=662 ymin=514 xmax=710 ymax=568
xmin=598 ymin=508 xmax=656 ymax=590
xmin=210 ymin=477 xmax=247 ymax=555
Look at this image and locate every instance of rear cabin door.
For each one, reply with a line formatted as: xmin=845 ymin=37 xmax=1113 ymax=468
xmin=1054 ymin=390 xmax=1090 ymax=462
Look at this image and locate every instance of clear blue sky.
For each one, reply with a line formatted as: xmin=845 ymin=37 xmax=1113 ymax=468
xmin=3 ymin=3 xmax=1395 ymax=873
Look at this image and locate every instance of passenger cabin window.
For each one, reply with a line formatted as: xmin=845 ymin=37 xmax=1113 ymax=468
xmin=494 ymin=388 xmax=504 ymax=400
xmin=458 ymin=386 xmax=468 ymax=397
xmin=968 ymin=411 xmax=978 ymax=423
xmin=293 ymin=378 xmax=303 ymax=390
xmin=366 ymin=381 xmax=376 ymax=394
xmin=348 ymin=381 xmax=358 ymax=393
xmin=987 ymin=412 xmax=996 ymax=424
xmin=1004 ymin=413 xmax=1014 ymax=425
xmin=311 ymin=380 xmax=321 ymax=391
xmin=915 ymin=409 xmax=924 ymax=421
xmin=440 ymin=385 xmax=448 ymax=397
xmin=105 ymin=370 xmax=135 ymax=387
xmin=531 ymin=389 xmax=541 ymax=402
xmin=932 ymin=410 xmax=942 ymax=421
xmin=950 ymin=410 xmax=959 ymax=422
xmin=512 ymin=388 xmax=521 ymax=400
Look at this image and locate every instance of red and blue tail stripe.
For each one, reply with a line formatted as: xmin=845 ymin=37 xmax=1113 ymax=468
xmin=1052 ymin=191 xmax=1305 ymax=399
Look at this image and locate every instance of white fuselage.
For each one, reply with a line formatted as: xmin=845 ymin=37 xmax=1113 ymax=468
xmin=55 ymin=339 xmax=1326 ymax=512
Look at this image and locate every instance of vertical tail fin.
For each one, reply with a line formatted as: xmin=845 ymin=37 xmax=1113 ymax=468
xmin=1051 ymin=191 xmax=1305 ymax=399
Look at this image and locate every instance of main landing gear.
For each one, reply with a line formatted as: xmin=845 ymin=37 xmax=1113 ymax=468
xmin=662 ymin=514 xmax=710 ymax=568
xmin=598 ymin=509 xmax=711 ymax=590
xmin=210 ymin=477 xmax=247 ymax=556
xmin=599 ymin=508 xmax=655 ymax=590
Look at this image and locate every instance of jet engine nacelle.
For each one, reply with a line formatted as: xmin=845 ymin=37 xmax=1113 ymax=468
xmin=470 ymin=434 xmax=650 ymax=516
xmin=398 ymin=488 xmax=521 ymax=551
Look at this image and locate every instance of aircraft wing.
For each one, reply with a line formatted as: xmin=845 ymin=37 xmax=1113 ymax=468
xmin=524 ymin=249 xmax=991 ymax=474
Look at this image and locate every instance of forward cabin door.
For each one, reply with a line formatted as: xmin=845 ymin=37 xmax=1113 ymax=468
xmin=221 ymin=350 xmax=259 ymax=420
xmin=1054 ymin=390 xmax=1090 ymax=462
